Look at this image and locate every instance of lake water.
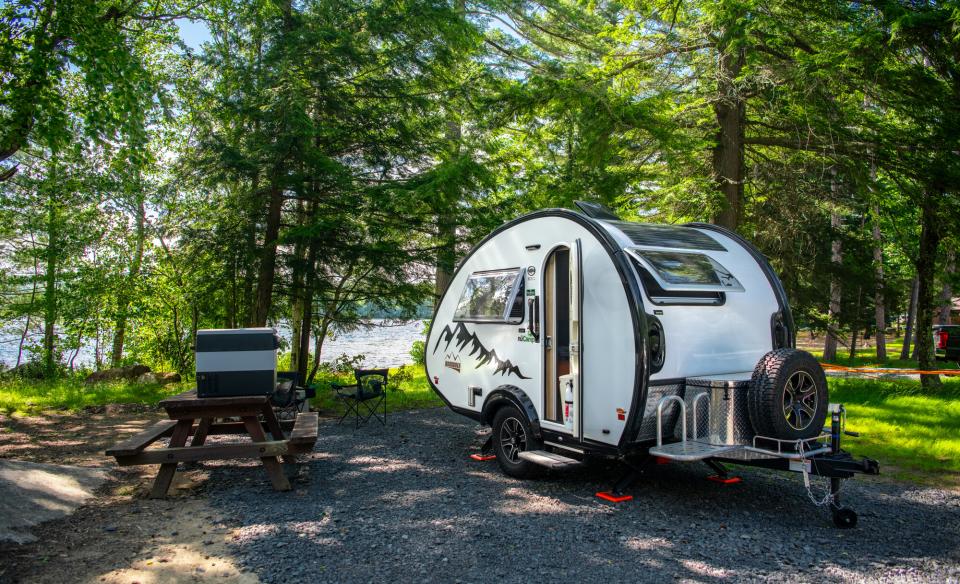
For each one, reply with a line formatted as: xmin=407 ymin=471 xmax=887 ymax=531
xmin=0 ymin=319 xmax=427 ymax=370
xmin=303 ymin=320 xmax=426 ymax=368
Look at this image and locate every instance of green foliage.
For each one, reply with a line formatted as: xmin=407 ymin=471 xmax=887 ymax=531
xmin=409 ymin=319 xmax=430 ymax=365
xmin=410 ymin=340 xmax=426 ymax=366
xmin=1 ymin=0 xmax=959 ymax=387
xmin=0 ymin=0 xmax=189 ymax=164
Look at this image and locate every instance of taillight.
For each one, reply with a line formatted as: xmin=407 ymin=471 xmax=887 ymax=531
xmin=937 ymin=331 xmax=948 ymax=350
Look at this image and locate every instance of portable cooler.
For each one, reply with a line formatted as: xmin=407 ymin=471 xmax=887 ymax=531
xmin=195 ymin=328 xmax=280 ymax=397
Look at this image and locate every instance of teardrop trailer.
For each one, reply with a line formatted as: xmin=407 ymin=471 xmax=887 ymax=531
xmin=425 ymin=202 xmax=879 ymax=528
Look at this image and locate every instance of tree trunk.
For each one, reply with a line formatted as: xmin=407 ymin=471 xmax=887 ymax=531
xmin=290 ymin=294 xmax=303 ymax=369
xmin=68 ymin=334 xmax=81 ymax=371
xmin=901 ymin=276 xmax=919 ymax=360
xmin=297 ymin=237 xmax=318 ymax=384
xmin=435 ymin=217 xmax=456 ymax=301
xmin=16 ymin=239 xmax=39 ymax=368
xmin=253 ymin=185 xmax=283 ymax=327
xmin=872 ymin=205 xmax=887 ymax=361
xmin=849 ymin=287 xmax=862 ymax=361
xmin=297 ymin=283 xmax=313 ymax=384
xmin=434 ymin=0 xmax=465 ymax=301
xmin=111 ymin=194 xmax=146 ymax=366
xmin=823 ymin=207 xmax=842 ymax=362
xmin=243 ymin=174 xmax=262 ymax=326
xmin=308 ymin=316 xmax=331 ymax=385
xmin=915 ymin=196 xmax=941 ymax=388
xmin=42 ymin=183 xmax=59 ymax=377
xmin=938 ymin=247 xmax=955 ymax=325
xmin=712 ymin=44 xmax=746 ymax=231
xmin=289 ymin=198 xmax=308 ymax=373
xmin=226 ymin=254 xmax=238 ymax=328
xmin=848 ymin=325 xmax=858 ymax=361
xmin=242 ymin=211 xmax=258 ymax=326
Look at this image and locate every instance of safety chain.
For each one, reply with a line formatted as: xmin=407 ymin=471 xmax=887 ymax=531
xmin=798 ymin=437 xmax=838 ymax=508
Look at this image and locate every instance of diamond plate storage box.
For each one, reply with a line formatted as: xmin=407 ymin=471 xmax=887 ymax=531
xmin=195 ymin=328 xmax=280 ymax=397
xmin=685 ymin=377 xmax=754 ymax=445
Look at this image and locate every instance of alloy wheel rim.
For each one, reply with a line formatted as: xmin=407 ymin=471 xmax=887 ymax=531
xmin=499 ymin=417 xmax=527 ymax=462
xmin=782 ymin=370 xmax=818 ymax=431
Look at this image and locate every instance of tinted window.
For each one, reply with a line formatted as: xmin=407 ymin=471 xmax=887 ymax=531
xmin=454 ymin=269 xmax=524 ymax=322
xmin=629 ymin=249 xmax=743 ymax=291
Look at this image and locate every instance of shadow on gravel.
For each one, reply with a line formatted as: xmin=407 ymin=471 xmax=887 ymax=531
xmin=205 ymin=409 xmax=960 ymax=584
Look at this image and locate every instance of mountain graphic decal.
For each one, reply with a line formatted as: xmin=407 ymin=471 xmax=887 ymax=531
xmin=432 ymin=322 xmax=531 ymax=379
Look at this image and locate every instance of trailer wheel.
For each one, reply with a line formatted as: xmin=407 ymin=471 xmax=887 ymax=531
xmin=832 ymin=507 xmax=858 ymax=529
xmin=749 ymin=349 xmax=828 ymax=440
xmin=492 ymin=405 xmax=541 ymax=479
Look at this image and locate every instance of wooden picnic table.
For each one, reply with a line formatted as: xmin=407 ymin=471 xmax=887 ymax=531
xmin=106 ymin=389 xmax=318 ymax=498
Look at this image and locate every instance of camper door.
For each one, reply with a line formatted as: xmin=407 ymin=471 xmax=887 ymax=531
xmin=558 ymin=239 xmax=582 ymax=439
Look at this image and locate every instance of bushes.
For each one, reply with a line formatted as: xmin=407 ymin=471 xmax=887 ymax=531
xmin=409 ymin=319 xmax=431 ymax=365
xmin=410 ymin=340 xmax=426 ymax=365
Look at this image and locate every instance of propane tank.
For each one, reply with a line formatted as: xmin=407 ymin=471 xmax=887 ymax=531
xmin=563 ymin=379 xmax=575 ymax=431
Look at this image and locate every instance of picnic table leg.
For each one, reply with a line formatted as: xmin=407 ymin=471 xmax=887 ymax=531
xmin=261 ymin=406 xmax=286 ymax=441
xmin=241 ymin=416 xmax=291 ymax=491
xmin=150 ymin=419 xmax=193 ymax=499
xmin=260 ymin=406 xmax=295 ymax=463
xmin=191 ymin=417 xmax=213 ymax=447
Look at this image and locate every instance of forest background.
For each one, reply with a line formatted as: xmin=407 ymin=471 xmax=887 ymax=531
xmin=1 ymin=0 xmax=958 ymax=391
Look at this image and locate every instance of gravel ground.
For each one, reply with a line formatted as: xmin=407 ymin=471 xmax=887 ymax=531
xmin=206 ymin=408 xmax=960 ymax=583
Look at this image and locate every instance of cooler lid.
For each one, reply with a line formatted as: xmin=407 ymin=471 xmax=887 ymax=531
xmin=196 ymin=328 xmax=280 ymax=352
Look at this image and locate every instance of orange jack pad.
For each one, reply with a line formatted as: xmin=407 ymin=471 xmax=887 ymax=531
xmin=707 ymin=475 xmax=742 ymax=484
xmin=655 ymin=456 xmax=671 ymax=465
xmin=595 ymin=491 xmax=633 ymax=503
xmin=470 ymin=454 xmax=496 ymax=461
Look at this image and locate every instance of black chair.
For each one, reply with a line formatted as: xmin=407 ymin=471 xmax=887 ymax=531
xmin=331 ymin=368 xmax=388 ymax=428
xmin=271 ymin=371 xmax=315 ymax=422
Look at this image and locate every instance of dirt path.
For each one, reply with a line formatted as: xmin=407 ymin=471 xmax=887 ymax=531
xmin=0 ymin=407 xmax=258 ymax=584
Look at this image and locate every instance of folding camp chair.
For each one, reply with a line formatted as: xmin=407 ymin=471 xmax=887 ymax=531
xmin=331 ymin=368 xmax=388 ymax=428
xmin=271 ymin=371 xmax=314 ymax=422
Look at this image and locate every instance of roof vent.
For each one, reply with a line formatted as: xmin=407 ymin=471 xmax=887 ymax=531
xmin=574 ymin=200 xmax=620 ymax=220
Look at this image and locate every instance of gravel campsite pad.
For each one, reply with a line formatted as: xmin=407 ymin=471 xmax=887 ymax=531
xmin=205 ymin=408 xmax=960 ymax=584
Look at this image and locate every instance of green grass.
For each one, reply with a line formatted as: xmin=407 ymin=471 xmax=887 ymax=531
xmin=308 ymin=365 xmax=443 ymax=415
xmin=804 ymin=337 xmax=960 ymax=369
xmin=0 ymin=365 xmax=441 ymax=417
xmin=0 ymin=376 xmax=191 ymax=416
xmin=829 ymin=376 xmax=960 ymax=485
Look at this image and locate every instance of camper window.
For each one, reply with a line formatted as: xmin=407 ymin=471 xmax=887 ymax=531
xmin=626 ymin=249 xmax=743 ymax=293
xmin=453 ymin=268 xmax=525 ymax=323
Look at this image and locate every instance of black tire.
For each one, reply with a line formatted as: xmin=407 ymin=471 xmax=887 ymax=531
xmin=749 ymin=349 xmax=828 ymax=440
xmin=492 ymin=405 xmax=541 ymax=479
xmin=832 ymin=507 xmax=858 ymax=529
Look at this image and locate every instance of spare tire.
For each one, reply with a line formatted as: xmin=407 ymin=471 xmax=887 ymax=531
xmin=749 ymin=349 xmax=828 ymax=440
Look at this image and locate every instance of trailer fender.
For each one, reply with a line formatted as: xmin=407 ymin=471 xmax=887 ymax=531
xmin=481 ymin=386 xmax=541 ymax=439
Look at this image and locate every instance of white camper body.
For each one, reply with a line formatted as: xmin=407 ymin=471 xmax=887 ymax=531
xmin=426 ymin=204 xmax=879 ymax=528
xmin=426 ymin=205 xmax=794 ymax=454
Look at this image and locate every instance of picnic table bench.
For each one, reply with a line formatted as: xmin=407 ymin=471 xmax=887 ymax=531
xmin=106 ymin=389 xmax=318 ymax=498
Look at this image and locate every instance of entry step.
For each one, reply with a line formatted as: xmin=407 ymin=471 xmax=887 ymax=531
xmin=517 ymin=450 xmax=581 ymax=469
xmin=648 ymin=440 xmax=739 ymax=462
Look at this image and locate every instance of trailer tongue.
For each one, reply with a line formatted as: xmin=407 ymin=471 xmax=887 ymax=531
xmin=645 ymin=387 xmax=878 ymax=528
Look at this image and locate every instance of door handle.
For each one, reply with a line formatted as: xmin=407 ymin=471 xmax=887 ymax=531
xmin=527 ymin=296 xmax=540 ymax=340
